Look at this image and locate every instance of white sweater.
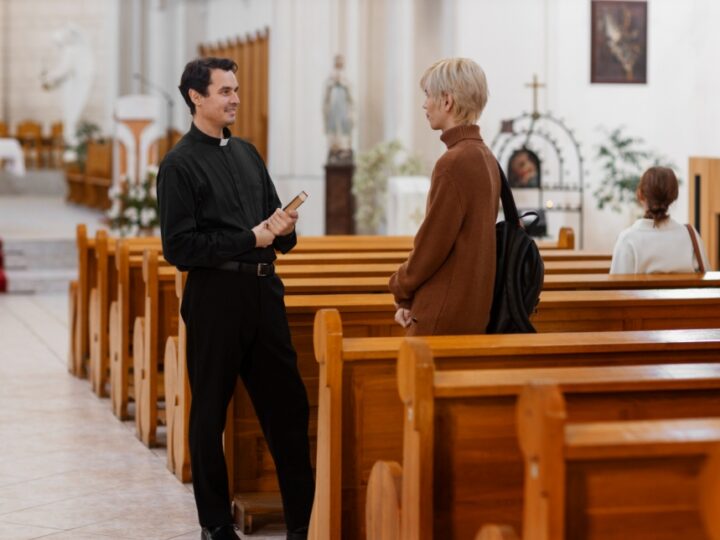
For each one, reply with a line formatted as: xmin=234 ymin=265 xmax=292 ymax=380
xmin=609 ymin=218 xmax=710 ymax=274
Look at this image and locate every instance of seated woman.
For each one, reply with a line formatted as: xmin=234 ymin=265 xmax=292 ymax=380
xmin=610 ymin=166 xmax=710 ymax=274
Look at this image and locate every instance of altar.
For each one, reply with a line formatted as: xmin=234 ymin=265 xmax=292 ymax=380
xmin=0 ymin=138 xmax=26 ymax=176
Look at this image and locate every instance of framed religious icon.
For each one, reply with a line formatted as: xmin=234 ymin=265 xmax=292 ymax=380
xmin=508 ymin=148 xmax=541 ymax=189
xmin=591 ymin=0 xmax=648 ymax=84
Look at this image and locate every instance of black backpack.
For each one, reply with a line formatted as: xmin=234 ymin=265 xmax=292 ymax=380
xmin=486 ymin=163 xmax=544 ymax=334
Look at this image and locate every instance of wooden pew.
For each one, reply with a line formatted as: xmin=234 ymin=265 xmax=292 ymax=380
xmin=277 ymin=260 xmax=611 ymax=278
xmin=535 ymin=227 xmax=574 ymax=250
xmin=275 ymin=249 xmax=610 ymax=266
xmin=534 ymin=288 xmax=720 ymax=331
xmin=515 ymin=383 xmax=720 ymax=540
xmin=132 ymin=250 xmax=177 ymax=446
xmin=164 ymin=270 xmax=191 ymax=481
xmin=543 ymin=260 xmax=609 ymax=274
xmin=365 ymin=339 xmax=720 ymax=539
xmin=65 ymin=162 xmax=85 ymax=204
xmin=279 ymin=273 xmax=720 ymax=295
xmin=88 ymin=232 xmax=160 ymax=396
xmin=83 ymin=140 xmax=113 ymax=209
xmin=542 ymin=272 xmax=720 ymax=290
xmin=310 ymin=309 xmax=720 ymax=540
xmin=231 ymin=287 xmax=720 ymax=531
xmin=70 ymin=224 xmax=97 ymax=377
xmin=109 ymin=241 xmax=161 ymax=419
xmin=252 ymin=286 xmax=699 ymax=334
xmin=538 ymin=250 xmax=610 ymax=262
xmin=290 ymin=227 xmax=574 ymax=253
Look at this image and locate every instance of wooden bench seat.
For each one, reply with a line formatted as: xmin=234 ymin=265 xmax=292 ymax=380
xmin=309 ymin=308 xmax=720 ymax=539
xmin=365 ymin=339 xmax=720 ymax=539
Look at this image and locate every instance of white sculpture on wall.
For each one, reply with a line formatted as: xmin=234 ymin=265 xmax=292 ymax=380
xmin=40 ymin=24 xmax=95 ymax=161
xmin=114 ymin=94 xmax=163 ymax=187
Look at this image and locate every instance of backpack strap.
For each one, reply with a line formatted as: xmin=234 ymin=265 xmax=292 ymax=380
xmin=496 ymin=161 xmax=519 ymax=224
xmin=496 ymin=161 xmax=539 ymax=229
xmin=686 ymin=224 xmax=706 ymax=273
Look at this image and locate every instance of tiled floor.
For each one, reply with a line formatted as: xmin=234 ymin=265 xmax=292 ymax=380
xmin=0 ymin=195 xmax=105 ymax=240
xmin=0 ymin=294 xmax=283 ymax=540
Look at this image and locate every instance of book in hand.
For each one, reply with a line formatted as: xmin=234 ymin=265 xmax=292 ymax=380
xmin=283 ymin=191 xmax=308 ymax=212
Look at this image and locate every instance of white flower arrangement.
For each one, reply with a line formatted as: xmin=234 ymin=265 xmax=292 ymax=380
xmin=107 ymin=168 xmax=160 ymax=236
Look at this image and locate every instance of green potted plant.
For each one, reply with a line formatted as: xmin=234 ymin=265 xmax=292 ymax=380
xmin=594 ymin=127 xmax=677 ymax=213
xmin=352 ymin=140 xmax=422 ymax=234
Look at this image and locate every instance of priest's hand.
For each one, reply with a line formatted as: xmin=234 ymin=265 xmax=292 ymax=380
xmin=266 ymin=208 xmax=298 ymax=236
xmin=252 ymin=221 xmax=275 ymax=248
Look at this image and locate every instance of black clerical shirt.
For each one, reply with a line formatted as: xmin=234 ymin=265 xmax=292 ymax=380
xmin=157 ymin=123 xmax=296 ymax=271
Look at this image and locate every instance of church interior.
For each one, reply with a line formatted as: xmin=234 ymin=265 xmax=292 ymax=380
xmin=2 ymin=0 xmax=720 ymax=538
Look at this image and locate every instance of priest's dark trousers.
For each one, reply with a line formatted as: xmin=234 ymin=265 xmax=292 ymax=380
xmin=181 ymin=267 xmax=315 ymax=532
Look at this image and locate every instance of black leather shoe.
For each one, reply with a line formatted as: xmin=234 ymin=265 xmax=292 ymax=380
xmin=200 ymin=524 xmax=241 ymax=540
xmin=286 ymin=526 xmax=308 ymax=540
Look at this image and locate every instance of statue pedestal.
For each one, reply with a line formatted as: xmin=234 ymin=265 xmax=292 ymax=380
xmin=325 ymin=160 xmax=355 ymax=235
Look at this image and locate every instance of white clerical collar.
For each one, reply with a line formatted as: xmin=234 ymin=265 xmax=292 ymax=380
xmin=220 ymin=138 xmax=229 ymax=147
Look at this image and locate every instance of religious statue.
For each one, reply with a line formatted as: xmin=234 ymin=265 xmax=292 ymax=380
xmin=40 ymin=24 xmax=95 ymax=162
xmin=322 ymin=54 xmax=354 ymax=163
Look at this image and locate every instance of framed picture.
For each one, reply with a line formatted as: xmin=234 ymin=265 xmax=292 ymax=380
xmin=591 ymin=0 xmax=647 ymax=84
xmin=508 ymin=148 xmax=541 ymax=189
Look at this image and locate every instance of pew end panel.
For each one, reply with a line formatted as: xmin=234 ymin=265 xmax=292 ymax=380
xmin=164 ymin=335 xmax=191 ymax=482
xmin=68 ymin=280 xmax=78 ymax=374
xmin=165 ymin=269 xmax=191 ymax=482
xmin=516 ymin=383 xmax=568 ymax=540
xmin=308 ymin=309 xmax=344 ymax=539
xmin=74 ymin=223 xmax=97 ymax=378
xmin=396 ymin=338 xmax=436 ymax=540
xmin=132 ymin=316 xmax=152 ymax=444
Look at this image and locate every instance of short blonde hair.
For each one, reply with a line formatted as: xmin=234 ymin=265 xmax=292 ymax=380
xmin=420 ymin=58 xmax=489 ymax=125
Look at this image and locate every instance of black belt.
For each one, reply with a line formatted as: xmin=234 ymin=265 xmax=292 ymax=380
xmin=216 ymin=261 xmax=275 ymax=276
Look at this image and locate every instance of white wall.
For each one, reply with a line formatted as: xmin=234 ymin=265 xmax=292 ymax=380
xmin=3 ymin=0 xmax=117 ymax=135
xmin=205 ymin=0 xmax=272 ymax=39
xmin=204 ymin=0 xmax=333 ymax=235
xmin=0 ymin=1 xmax=7 ymax=122
xmin=455 ymin=0 xmax=720 ymax=250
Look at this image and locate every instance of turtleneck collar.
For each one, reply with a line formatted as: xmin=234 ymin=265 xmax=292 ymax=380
xmin=440 ymin=124 xmax=482 ymax=148
xmin=188 ymin=122 xmax=232 ymax=146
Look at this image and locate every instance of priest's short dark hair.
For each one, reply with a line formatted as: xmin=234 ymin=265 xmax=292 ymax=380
xmin=179 ymin=57 xmax=238 ymax=115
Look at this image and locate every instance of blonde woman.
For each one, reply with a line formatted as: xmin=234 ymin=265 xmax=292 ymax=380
xmin=389 ymin=58 xmax=500 ymax=336
xmin=610 ymin=166 xmax=709 ymax=274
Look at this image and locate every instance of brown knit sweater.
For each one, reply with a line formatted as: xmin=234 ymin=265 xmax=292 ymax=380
xmin=388 ymin=124 xmax=500 ymax=336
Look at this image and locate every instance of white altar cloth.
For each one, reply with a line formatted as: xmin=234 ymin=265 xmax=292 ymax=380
xmin=386 ymin=175 xmax=430 ymax=235
xmin=0 ymin=138 xmax=26 ymax=176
